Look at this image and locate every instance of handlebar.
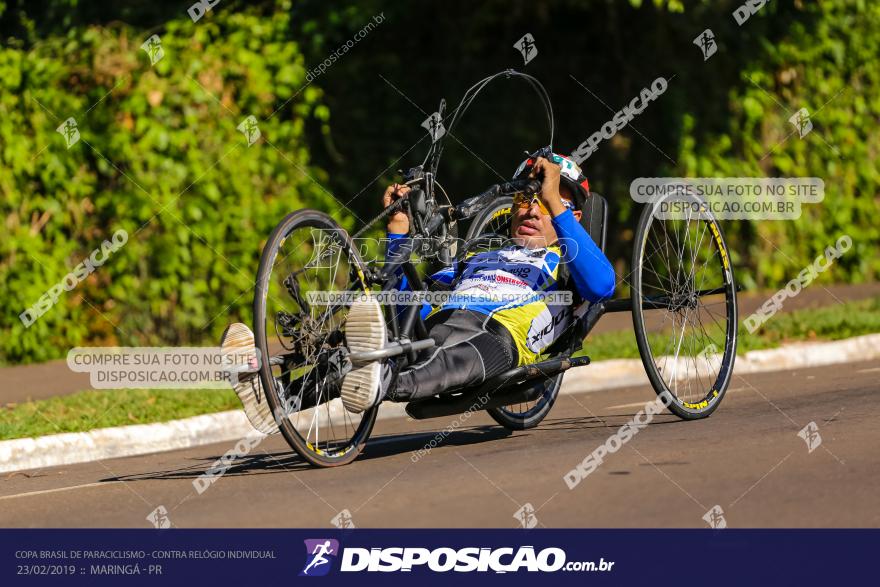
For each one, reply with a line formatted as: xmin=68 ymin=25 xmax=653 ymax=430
xmin=498 ymin=178 xmax=542 ymax=197
xmin=454 ymin=178 xmax=541 ymax=220
xmin=422 ymin=178 xmax=541 ymax=236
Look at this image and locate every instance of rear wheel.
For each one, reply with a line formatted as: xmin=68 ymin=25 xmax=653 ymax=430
xmin=486 ymin=375 xmax=564 ymax=430
xmin=466 ymin=196 xmax=563 ymax=430
xmin=465 ymin=196 xmax=513 ymax=242
xmin=631 ymin=194 xmax=738 ymax=420
xmin=254 ymin=210 xmax=378 ymax=467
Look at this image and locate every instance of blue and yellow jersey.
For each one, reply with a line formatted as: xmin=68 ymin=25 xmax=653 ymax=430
xmin=386 ymin=209 xmax=615 ymax=365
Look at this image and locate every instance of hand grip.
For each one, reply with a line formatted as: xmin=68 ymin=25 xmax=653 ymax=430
xmin=499 ymin=178 xmax=541 ymax=195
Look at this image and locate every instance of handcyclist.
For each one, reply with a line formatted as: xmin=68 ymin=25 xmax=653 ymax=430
xmin=338 ymin=153 xmax=616 ymax=413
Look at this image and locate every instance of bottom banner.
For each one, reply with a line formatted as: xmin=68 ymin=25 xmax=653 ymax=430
xmin=1 ymin=529 xmax=875 ymax=585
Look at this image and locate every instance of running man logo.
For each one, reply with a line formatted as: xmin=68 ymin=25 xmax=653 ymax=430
xmin=330 ymin=509 xmax=356 ymax=529
xmin=702 ymin=505 xmax=727 ymax=529
xmin=237 ymin=115 xmax=261 ymax=146
xmin=421 ymin=112 xmax=446 ymax=143
xmin=300 ymin=539 xmax=340 ymax=577
xmin=693 ymin=29 xmax=717 ymax=61
xmin=798 ymin=421 xmax=822 ymax=453
xmin=140 ymin=34 xmax=165 ymax=66
xmin=56 ymin=117 xmax=80 ymax=149
xmin=789 ymin=108 xmax=813 ymax=139
xmin=514 ymin=33 xmax=538 ymax=65
xmin=513 ymin=503 xmax=539 ymax=529
xmin=146 ymin=505 xmax=172 ymax=529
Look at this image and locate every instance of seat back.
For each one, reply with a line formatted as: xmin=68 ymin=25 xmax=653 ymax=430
xmin=580 ymin=191 xmax=608 ymax=252
xmin=540 ymin=191 xmax=609 ymax=358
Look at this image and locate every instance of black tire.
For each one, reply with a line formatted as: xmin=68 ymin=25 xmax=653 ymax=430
xmin=464 ymin=196 xmax=514 ymax=242
xmin=254 ymin=209 xmax=378 ymax=467
xmin=631 ymin=193 xmax=738 ymax=420
xmin=486 ymin=375 xmax=564 ymax=430
xmin=466 ymin=196 xmax=563 ymax=430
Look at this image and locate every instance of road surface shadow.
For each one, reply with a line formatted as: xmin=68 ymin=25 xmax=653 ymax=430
xmin=360 ymin=425 xmax=514 ymax=461
xmin=100 ymin=413 xmax=681 ymax=483
xmin=537 ymin=413 xmax=682 ymax=431
xmin=102 ymin=450 xmax=313 ymax=483
xmin=351 ymin=414 xmax=671 ymax=462
xmin=100 ymin=425 xmax=516 ymax=483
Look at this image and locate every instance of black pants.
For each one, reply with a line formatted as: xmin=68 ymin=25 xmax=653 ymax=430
xmin=388 ymin=310 xmax=518 ymax=401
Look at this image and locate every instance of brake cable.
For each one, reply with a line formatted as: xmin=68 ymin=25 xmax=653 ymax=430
xmin=422 ymin=69 xmax=555 ymax=179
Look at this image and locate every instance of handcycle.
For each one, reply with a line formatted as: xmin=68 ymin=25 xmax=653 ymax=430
xmin=249 ymin=71 xmax=738 ymax=467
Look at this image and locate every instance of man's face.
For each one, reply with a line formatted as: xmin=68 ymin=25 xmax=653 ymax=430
xmin=510 ymin=186 xmax=582 ymax=249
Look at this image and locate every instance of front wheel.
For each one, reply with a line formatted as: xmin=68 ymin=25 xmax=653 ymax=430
xmin=631 ymin=194 xmax=738 ymax=420
xmin=253 ymin=209 xmax=378 ymax=467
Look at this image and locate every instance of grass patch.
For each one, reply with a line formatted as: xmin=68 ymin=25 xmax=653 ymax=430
xmin=575 ymin=295 xmax=880 ymax=362
xmin=0 ymin=389 xmax=239 ymax=441
xmin=3 ymin=296 xmax=879 ymax=442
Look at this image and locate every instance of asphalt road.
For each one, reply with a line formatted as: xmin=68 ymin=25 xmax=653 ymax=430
xmin=1 ymin=358 xmax=877 ymax=528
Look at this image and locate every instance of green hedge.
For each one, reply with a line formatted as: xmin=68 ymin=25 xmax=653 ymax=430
xmin=3 ymin=0 xmax=879 ymax=364
xmin=1 ymin=8 xmax=341 ymax=363
xmin=676 ymin=0 xmax=880 ymax=289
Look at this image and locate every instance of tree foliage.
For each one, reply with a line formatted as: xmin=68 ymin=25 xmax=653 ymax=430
xmin=1 ymin=2 xmax=335 ymax=362
xmin=1 ymin=0 xmax=877 ymax=363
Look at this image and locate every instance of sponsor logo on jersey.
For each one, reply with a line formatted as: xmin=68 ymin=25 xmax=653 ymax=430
xmin=526 ymin=307 xmax=570 ymax=352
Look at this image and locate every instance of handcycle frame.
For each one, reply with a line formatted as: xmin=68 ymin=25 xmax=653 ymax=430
xmin=349 ymin=169 xmax=731 ymax=422
xmin=253 ymin=71 xmax=739 ymax=469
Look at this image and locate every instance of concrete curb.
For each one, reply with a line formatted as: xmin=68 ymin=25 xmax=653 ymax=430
xmin=0 ymin=411 xmax=256 ymax=474
xmin=2 ymin=333 xmax=879 ymax=474
xmin=559 ymin=333 xmax=880 ymax=395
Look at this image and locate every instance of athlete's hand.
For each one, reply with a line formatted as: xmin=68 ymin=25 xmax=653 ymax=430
xmin=384 ymin=183 xmax=411 ymax=234
xmin=528 ymin=157 xmax=567 ymax=217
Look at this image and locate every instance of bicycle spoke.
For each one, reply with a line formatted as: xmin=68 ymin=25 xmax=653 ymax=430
xmin=637 ymin=200 xmax=736 ymax=412
xmin=256 ymin=219 xmax=374 ymax=463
